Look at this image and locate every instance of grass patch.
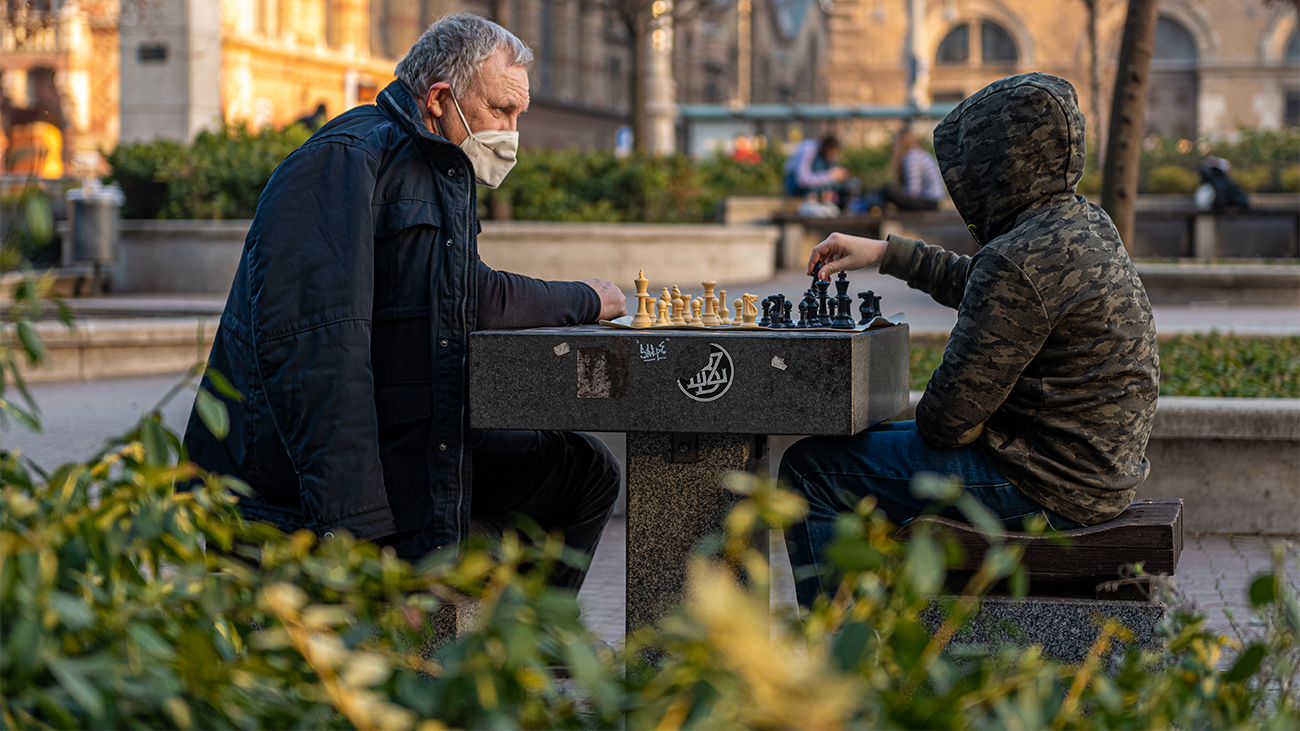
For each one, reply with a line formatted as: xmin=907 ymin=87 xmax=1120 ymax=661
xmin=909 ymin=333 xmax=1300 ymax=398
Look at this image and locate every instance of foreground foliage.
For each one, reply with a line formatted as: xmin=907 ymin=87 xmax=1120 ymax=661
xmin=2 ymin=276 xmax=1298 ymax=728
xmin=911 ymin=333 xmax=1300 ymax=398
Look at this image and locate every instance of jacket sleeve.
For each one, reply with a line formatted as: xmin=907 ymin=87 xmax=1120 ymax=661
xmin=879 ymin=234 xmax=973 ymax=309
xmin=246 ymin=139 xmax=397 ymax=541
xmin=913 ymin=248 xmax=1052 ymax=448
xmin=476 ymin=260 xmax=601 ymax=329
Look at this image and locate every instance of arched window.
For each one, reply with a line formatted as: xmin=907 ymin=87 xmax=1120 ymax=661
xmin=1153 ymin=16 xmax=1197 ymax=63
xmin=936 ymin=24 xmax=970 ymax=65
xmin=981 ymin=21 xmax=1018 ymax=64
xmin=935 ymin=21 xmax=1018 ymax=66
xmin=1286 ymin=27 xmax=1299 ymax=64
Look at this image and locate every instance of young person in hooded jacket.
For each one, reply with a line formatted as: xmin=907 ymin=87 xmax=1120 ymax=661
xmin=183 ymin=14 xmax=627 ymax=591
xmin=782 ymin=73 xmax=1160 ymax=607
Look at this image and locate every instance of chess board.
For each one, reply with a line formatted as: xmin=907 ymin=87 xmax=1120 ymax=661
xmin=610 ymin=267 xmax=892 ymax=331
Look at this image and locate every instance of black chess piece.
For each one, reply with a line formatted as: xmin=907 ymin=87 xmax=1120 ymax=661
xmin=759 ymin=297 xmax=772 ymax=327
xmin=831 ymin=272 xmax=856 ymax=329
xmin=802 ymin=292 xmax=817 ymax=328
xmin=815 ymin=280 xmax=832 ymax=327
xmin=796 ymin=300 xmax=810 ymax=328
xmin=858 ymin=291 xmax=876 ymax=325
xmin=781 ymin=300 xmax=795 ymax=328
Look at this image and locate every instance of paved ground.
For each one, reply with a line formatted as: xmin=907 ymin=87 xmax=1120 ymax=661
xmin=7 ymin=374 xmax=1297 ymax=651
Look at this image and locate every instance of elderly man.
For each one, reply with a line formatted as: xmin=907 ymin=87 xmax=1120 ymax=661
xmin=184 ymin=14 xmax=625 ymax=590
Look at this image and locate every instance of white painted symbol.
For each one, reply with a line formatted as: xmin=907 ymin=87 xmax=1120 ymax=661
xmin=679 ymin=343 xmax=734 ymax=402
xmin=638 ymin=339 xmax=668 ymax=363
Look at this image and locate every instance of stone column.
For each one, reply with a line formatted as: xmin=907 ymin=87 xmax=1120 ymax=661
xmin=646 ymin=1 xmax=677 ymax=154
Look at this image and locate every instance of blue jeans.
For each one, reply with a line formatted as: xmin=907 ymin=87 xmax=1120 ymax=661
xmin=778 ymin=421 xmax=1082 ymax=606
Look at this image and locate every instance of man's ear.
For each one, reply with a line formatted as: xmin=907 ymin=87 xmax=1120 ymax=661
xmin=425 ymin=82 xmax=451 ymax=120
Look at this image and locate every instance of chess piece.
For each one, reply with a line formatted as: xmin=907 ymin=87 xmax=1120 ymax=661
xmin=701 ymin=280 xmax=720 ymax=326
xmin=781 ymin=300 xmax=795 ymax=328
xmin=631 ymin=269 xmax=653 ymax=327
xmin=831 ymin=271 xmax=856 ymax=329
xmin=769 ymin=294 xmax=786 ymax=328
xmin=815 ymin=280 xmax=832 ymax=327
xmin=742 ymin=293 xmax=759 ymax=325
xmin=655 ymin=296 xmax=672 ymax=325
xmin=690 ymin=297 xmax=704 ymax=325
xmin=660 ymin=287 xmax=672 ymax=320
xmin=733 ymin=298 xmax=743 ymax=325
xmin=858 ymin=291 xmax=881 ymax=325
xmin=796 ymin=300 xmax=811 ymax=328
xmin=671 ymin=293 xmax=687 ymax=326
xmin=718 ymin=290 xmax=730 ymax=324
xmin=758 ymin=297 xmax=773 ymax=327
xmin=827 ymin=299 xmax=837 ymax=318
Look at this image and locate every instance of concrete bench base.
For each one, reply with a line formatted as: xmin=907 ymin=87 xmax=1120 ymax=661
xmin=922 ymin=595 xmax=1166 ymax=665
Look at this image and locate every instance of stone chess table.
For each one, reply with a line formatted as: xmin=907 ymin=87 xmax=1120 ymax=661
xmin=469 ymin=323 xmax=911 ymax=631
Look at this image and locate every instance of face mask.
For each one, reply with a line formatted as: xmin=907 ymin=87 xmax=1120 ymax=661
xmin=440 ymin=92 xmax=519 ymax=189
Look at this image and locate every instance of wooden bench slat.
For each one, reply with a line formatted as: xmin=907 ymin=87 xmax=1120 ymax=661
xmin=897 ymin=498 xmax=1184 ymax=580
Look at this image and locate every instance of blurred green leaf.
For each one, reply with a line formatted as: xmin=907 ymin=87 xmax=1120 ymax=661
xmin=195 ymin=388 xmax=229 ymax=439
xmin=204 ymin=367 xmax=245 ymax=402
xmin=1224 ymin=643 xmax=1266 ymax=683
xmin=1250 ymin=574 xmax=1277 ymax=607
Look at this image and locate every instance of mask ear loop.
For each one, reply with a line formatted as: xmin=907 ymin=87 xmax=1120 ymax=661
xmin=450 ymin=94 xmax=476 ymax=141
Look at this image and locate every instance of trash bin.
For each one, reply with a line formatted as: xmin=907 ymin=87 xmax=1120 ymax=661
xmin=66 ymin=181 xmax=125 ymax=265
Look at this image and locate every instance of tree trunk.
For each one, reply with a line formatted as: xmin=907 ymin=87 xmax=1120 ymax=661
xmin=1101 ymin=0 xmax=1160 ymax=250
xmin=626 ymin=15 xmax=650 ymax=152
xmin=491 ymin=0 xmax=511 ymax=26
xmin=1085 ymin=0 xmax=1103 ymax=162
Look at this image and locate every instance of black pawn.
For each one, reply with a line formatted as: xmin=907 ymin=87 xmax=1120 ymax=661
xmin=827 ymin=299 xmax=837 ymax=318
xmin=759 ymin=297 xmax=772 ymax=327
xmin=796 ymin=300 xmax=810 ymax=328
xmin=831 ymin=272 xmax=856 ymax=329
xmin=781 ymin=300 xmax=795 ymax=328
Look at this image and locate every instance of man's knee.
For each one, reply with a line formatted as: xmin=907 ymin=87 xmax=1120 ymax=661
xmin=569 ymin=432 xmax=622 ymax=508
xmin=778 ymin=436 xmax=822 ymax=492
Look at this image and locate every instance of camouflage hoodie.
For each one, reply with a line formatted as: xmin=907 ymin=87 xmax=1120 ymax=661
xmin=879 ymin=73 xmax=1159 ymax=524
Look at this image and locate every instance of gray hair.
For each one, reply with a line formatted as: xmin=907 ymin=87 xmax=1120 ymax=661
xmin=395 ymin=13 xmax=533 ymax=100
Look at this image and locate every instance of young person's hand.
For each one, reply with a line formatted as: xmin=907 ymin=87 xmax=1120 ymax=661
xmin=808 ymin=233 xmax=888 ymax=280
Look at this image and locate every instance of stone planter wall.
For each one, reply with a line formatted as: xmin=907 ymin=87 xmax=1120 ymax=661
xmin=107 ymin=220 xmax=779 ymax=294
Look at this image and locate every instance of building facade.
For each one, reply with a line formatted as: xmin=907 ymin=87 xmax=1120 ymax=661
xmin=824 ymin=0 xmax=1300 ymax=145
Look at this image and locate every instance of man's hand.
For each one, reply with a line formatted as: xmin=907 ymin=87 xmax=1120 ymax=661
xmin=583 ymin=278 xmax=627 ymax=321
xmin=808 ymin=233 xmax=888 ymax=280
xmin=831 ymin=167 xmax=851 ymax=183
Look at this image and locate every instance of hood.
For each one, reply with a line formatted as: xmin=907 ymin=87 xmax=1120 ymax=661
xmin=932 ymin=73 xmax=1087 ymax=245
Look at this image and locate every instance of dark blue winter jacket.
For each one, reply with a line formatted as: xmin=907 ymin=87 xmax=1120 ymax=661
xmin=183 ymin=81 xmax=599 ymax=556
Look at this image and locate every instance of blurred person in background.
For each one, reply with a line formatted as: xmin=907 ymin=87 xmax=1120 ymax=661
xmin=784 ymin=133 xmax=851 ymax=200
xmin=855 ymin=127 xmax=945 ymax=213
xmin=1196 ymin=156 xmax=1249 ymax=211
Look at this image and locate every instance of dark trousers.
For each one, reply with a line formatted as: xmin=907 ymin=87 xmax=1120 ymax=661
xmin=467 ymin=430 xmax=621 ymax=591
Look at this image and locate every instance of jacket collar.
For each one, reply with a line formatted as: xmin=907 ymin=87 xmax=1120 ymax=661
xmin=377 ymin=79 xmax=471 ymax=164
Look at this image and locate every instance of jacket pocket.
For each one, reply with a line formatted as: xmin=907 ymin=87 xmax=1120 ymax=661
xmin=373 ymin=198 xmax=442 ymax=238
xmin=374 ymin=382 xmax=432 ymax=428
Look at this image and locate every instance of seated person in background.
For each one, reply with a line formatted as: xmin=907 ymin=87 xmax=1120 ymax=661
xmin=184 ymin=14 xmax=626 ymax=592
xmin=1197 ymin=156 xmax=1250 ymax=211
xmin=855 ymin=127 xmax=946 ymax=213
xmin=784 ymin=133 xmax=851 ymax=201
xmin=781 ymin=73 xmax=1159 ymax=607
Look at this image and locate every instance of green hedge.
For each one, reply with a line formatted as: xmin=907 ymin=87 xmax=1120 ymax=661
xmin=105 ymin=124 xmax=311 ymax=220
xmin=910 ymin=333 xmax=1300 ymax=398
xmin=103 ymin=125 xmax=1299 ymax=222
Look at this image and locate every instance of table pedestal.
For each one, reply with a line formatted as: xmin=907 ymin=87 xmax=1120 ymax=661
xmin=624 ymin=432 xmax=765 ymax=632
